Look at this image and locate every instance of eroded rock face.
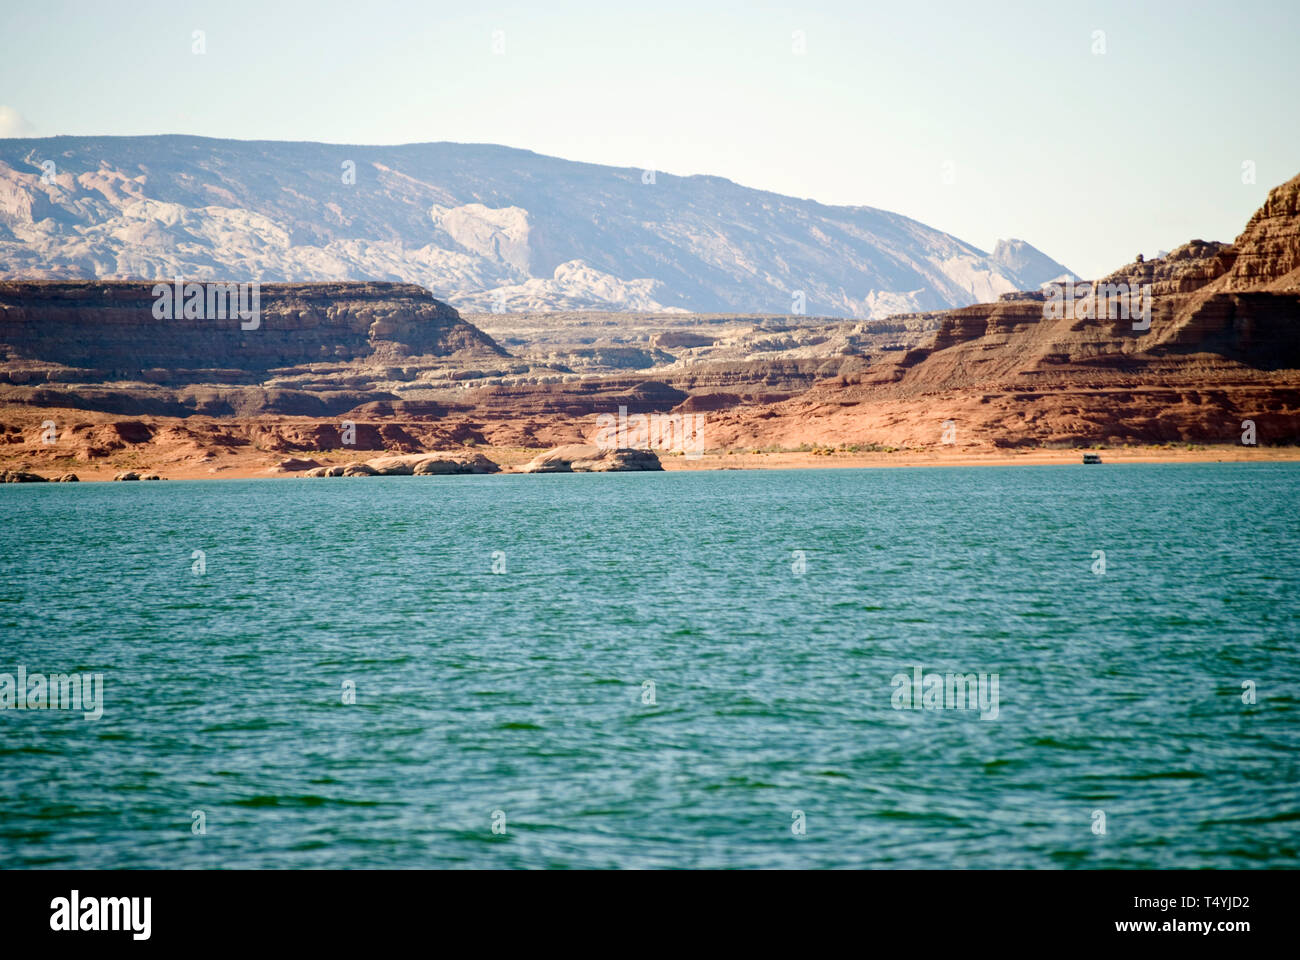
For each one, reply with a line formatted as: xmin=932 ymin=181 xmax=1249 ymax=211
xmin=516 ymin=444 xmax=663 ymax=472
xmin=0 ymin=469 xmax=46 ymax=482
xmin=468 ymin=379 xmax=688 ymax=418
xmin=411 ymin=452 xmax=499 ymax=475
xmin=1213 ymin=172 xmax=1300 ymax=291
xmin=0 ymin=282 xmax=883 ymax=426
xmin=516 ymin=444 xmax=599 ymax=472
xmin=304 ymin=452 xmax=501 ymax=476
xmin=365 ymin=455 xmax=417 ymax=476
xmin=0 ymin=281 xmax=506 ymax=378
xmin=0 ymin=383 xmax=390 ymax=418
xmin=0 ymin=281 xmax=510 ymax=417
xmin=704 ymin=172 xmax=1300 ymax=449
xmin=571 ymin=448 xmax=663 ymax=472
xmin=1090 ymin=240 xmax=1231 ymax=297
xmin=367 ymin=452 xmax=499 ymax=475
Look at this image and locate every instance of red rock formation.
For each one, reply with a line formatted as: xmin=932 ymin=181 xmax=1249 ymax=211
xmin=2 ymin=177 xmax=1297 ymax=458
xmin=0 ymin=280 xmax=504 ymax=380
xmin=1210 ymin=172 xmax=1300 ymax=292
xmin=712 ymin=173 xmax=1300 ymax=448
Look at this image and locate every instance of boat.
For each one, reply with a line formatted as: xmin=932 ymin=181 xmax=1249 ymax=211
xmin=1082 ymin=453 xmax=1103 ymax=464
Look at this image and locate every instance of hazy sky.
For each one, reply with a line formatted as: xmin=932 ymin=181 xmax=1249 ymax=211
xmin=2 ymin=0 xmax=1297 ymax=278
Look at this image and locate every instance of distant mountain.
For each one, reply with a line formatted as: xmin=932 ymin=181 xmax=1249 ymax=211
xmin=0 ymin=136 xmax=1072 ymax=318
xmin=991 ymin=238 xmax=1077 ymax=288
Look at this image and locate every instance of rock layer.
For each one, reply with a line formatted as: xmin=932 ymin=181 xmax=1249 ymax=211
xmin=0 ymin=281 xmax=505 ymax=379
xmin=707 ymin=173 xmax=1300 ymax=448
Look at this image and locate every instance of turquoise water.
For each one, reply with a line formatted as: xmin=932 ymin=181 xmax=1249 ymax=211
xmin=1 ymin=464 xmax=1297 ymax=869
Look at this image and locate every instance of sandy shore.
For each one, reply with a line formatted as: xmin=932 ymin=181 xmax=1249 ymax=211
xmin=3 ymin=401 xmax=1297 ymax=482
xmin=659 ymin=446 xmax=1300 ymax=471
xmin=3 ymin=443 xmax=1298 ymax=482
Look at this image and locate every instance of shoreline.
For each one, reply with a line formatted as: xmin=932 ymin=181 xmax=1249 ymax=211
xmin=3 ymin=444 xmax=1298 ymax=482
xmin=661 ymin=447 xmax=1300 ymax=471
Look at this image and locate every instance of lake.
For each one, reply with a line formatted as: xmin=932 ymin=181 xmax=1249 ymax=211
xmin=1 ymin=464 xmax=1296 ymax=868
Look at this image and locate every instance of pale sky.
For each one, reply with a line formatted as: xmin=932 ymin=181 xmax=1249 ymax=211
xmin=1 ymin=0 xmax=1297 ymax=278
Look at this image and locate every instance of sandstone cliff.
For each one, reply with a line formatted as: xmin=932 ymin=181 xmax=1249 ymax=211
xmin=0 ymin=281 xmax=508 ymax=415
xmin=704 ymin=173 xmax=1300 ymax=449
xmin=0 ymin=280 xmax=505 ymax=374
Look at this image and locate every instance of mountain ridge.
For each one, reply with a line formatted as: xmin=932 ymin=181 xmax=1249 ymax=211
xmin=0 ymin=135 xmax=1071 ymax=318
